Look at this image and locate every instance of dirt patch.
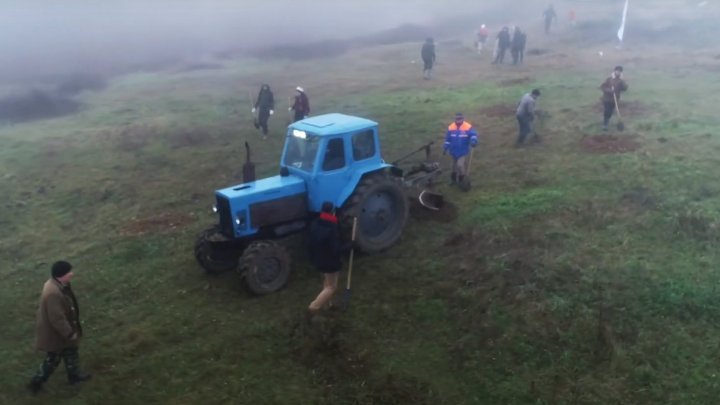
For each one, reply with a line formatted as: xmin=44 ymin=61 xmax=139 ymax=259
xmin=0 ymin=90 xmax=81 ymax=123
xmin=580 ymin=135 xmax=641 ymax=154
xmin=479 ymin=104 xmax=516 ymax=118
xmin=499 ymin=77 xmax=534 ymax=87
xmin=410 ymin=200 xmax=458 ymax=222
xmin=121 ymin=212 xmax=195 ymax=236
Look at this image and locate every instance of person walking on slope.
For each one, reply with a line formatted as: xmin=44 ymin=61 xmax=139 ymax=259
xmin=290 ymin=86 xmax=310 ymax=122
xmin=511 ymin=27 xmax=527 ymax=65
xmin=307 ymin=202 xmax=351 ymax=313
xmin=443 ymin=113 xmax=478 ymax=185
xmin=516 ymin=89 xmax=541 ymax=146
xmin=252 ymin=84 xmax=274 ymax=137
xmin=543 ymin=4 xmax=557 ymax=34
xmin=476 ymin=24 xmax=489 ymax=55
xmin=421 ymin=37 xmax=436 ymax=80
xmin=28 ymin=261 xmax=91 ymax=394
xmin=493 ymin=27 xmax=511 ymax=64
xmin=600 ymin=65 xmax=628 ymax=131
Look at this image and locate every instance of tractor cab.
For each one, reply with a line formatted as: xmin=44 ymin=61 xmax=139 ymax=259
xmin=281 ymin=114 xmax=389 ymax=213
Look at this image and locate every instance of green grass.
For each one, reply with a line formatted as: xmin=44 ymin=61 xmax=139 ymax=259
xmin=3 ymin=38 xmax=720 ymax=404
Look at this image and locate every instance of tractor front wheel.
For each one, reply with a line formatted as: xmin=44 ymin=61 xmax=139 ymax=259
xmin=238 ymin=240 xmax=291 ymax=295
xmin=341 ymin=174 xmax=409 ymax=253
xmin=194 ymin=226 xmax=241 ymax=274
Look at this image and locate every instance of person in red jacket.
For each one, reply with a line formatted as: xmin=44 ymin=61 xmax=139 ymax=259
xmin=290 ymin=86 xmax=310 ymax=122
xmin=307 ymin=202 xmax=351 ymax=313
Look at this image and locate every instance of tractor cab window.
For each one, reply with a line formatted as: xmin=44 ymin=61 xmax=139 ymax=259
xmin=283 ymin=132 xmax=319 ymax=171
xmin=352 ymin=130 xmax=376 ymax=161
xmin=322 ymin=138 xmax=346 ymax=171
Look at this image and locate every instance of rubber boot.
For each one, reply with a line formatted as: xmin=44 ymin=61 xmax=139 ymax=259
xmin=27 ymin=377 xmax=43 ymax=394
xmin=458 ymin=175 xmax=465 ymax=184
xmin=450 ymin=172 xmax=457 ymax=184
xmin=68 ymin=373 xmax=92 ymax=385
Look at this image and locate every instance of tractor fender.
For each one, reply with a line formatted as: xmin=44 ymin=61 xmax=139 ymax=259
xmin=334 ymin=163 xmax=393 ymax=208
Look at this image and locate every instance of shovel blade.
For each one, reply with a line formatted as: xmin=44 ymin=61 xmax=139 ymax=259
xmin=418 ymin=190 xmax=444 ymax=211
xmin=458 ymin=179 xmax=472 ymax=192
xmin=617 ymin=121 xmax=625 ymax=132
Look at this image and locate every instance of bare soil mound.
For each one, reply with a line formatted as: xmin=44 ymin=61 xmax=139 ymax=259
xmin=121 ymin=212 xmax=195 ymax=236
xmin=580 ymin=135 xmax=641 ymax=154
xmin=479 ymin=104 xmax=516 ymax=118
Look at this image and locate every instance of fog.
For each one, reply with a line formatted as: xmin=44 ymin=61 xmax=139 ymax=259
xmin=1 ymin=0 xmax=718 ymax=85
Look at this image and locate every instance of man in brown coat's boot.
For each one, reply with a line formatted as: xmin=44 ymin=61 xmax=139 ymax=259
xmin=28 ymin=261 xmax=91 ymax=394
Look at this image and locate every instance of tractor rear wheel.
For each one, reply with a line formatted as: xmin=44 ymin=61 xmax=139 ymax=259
xmin=238 ymin=240 xmax=291 ymax=295
xmin=341 ymin=174 xmax=409 ymax=253
xmin=194 ymin=226 xmax=241 ymax=274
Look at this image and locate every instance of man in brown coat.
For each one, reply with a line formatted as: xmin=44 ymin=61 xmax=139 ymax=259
xmin=28 ymin=261 xmax=91 ymax=393
xmin=600 ymin=65 xmax=629 ymax=131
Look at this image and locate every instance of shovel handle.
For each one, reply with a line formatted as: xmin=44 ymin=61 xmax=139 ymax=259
xmin=612 ymin=91 xmax=622 ymax=119
xmin=346 ymin=217 xmax=358 ymax=290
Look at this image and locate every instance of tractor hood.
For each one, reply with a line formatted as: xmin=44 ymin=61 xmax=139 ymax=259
xmin=216 ymin=174 xmax=306 ymax=201
xmin=214 ymin=174 xmax=308 ymax=238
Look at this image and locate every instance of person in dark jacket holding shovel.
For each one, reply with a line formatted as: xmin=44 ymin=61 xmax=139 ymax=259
xmin=443 ymin=113 xmax=478 ymax=186
xmin=252 ymin=84 xmax=274 ymax=137
xmin=290 ymin=86 xmax=310 ymax=122
xmin=600 ymin=66 xmax=628 ymax=131
xmin=307 ymin=202 xmax=351 ymax=313
xmin=493 ymin=27 xmax=511 ymax=65
xmin=516 ymin=89 xmax=541 ymax=146
xmin=28 ymin=261 xmax=91 ymax=394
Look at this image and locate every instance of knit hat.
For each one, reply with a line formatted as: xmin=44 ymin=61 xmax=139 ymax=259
xmin=296 ymin=86 xmax=304 ymax=93
xmin=51 ymin=261 xmax=73 ymax=278
xmin=455 ymin=112 xmax=464 ymax=120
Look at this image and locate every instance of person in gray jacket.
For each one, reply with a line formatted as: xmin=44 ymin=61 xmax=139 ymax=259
xmin=515 ymin=89 xmax=541 ymax=146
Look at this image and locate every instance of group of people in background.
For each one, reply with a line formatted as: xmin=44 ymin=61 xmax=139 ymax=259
xmin=490 ymin=26 xmax=527 ymax=65
xmin=251 ymin=84 xmax=311 ymax=138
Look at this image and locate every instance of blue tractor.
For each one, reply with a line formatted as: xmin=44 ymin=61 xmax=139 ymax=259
xmin=194 ymin=113 xmax=443 ymax=294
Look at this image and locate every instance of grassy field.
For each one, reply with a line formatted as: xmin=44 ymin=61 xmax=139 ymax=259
xmin=2 ymin=18 xmax=720 ymax=404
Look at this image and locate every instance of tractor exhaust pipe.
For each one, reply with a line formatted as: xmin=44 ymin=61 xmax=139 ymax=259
xmin=242 ymin=142 xmax=256 ymax=183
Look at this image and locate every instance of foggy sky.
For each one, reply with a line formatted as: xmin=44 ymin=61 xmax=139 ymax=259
xmin=1 ymin=0 xmax=717 ymax=85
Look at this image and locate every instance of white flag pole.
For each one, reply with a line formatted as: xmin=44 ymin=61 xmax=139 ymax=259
xmin=617 ymin=0 xmax=629 ymax=43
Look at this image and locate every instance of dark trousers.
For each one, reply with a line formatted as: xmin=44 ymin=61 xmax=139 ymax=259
xmin=32 ymin=347 xmax=81 ymax=383
xmin=257 ymin=108 xmax=270 ymax=135
xmin=603 ymin=101 xmax=616 ymax=126
xmin=545 ymin=19 xmax=552 ymax=34
xmin=494 ymin=47 xmax=508 ymax=64
xmin=294 ymin=110 xmax=305 ymax=122
xmin=511 ymin=48 xmax=524 ymax=65
xmin=516 ymin=115 xmax=533 ymax=144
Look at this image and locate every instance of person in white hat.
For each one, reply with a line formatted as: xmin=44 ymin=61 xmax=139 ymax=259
xmin=289 ymin=86 xmax=310 ymax=122
xmin=476 ymin=24 xmax=489 ymax=54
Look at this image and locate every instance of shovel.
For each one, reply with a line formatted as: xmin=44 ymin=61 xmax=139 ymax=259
xmin=458 ymin=148 xmax=474 ymax=192
xmin=250 ymin=90 xmax=259 ymax=129
xmin=612 ymin=91 xmax=625 ymax=132
xmin=341 ymin=217 xmax=358 ymax=309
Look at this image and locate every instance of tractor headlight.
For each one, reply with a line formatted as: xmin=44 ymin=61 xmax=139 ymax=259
xmin=292 ymin=129 xmax=307 ymax=139
xmin=235 ymin=218 xmax=241 ymax=225
xmin=212 ymin=205 xmax=218 ymax=213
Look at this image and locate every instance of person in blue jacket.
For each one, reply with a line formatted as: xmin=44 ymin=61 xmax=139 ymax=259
xmin=443 ymin=113 xmax=478 ymax=185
